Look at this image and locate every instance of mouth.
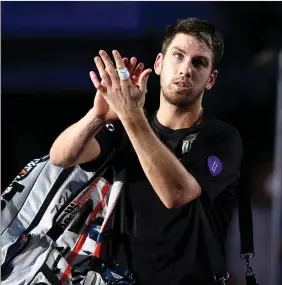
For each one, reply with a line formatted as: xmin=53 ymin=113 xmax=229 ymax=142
xmin=174 ymin=82 xmax=191 ymax=90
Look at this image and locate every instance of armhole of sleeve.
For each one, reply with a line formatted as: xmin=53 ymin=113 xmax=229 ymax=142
xmin=79 ymin=121 xmax=123 ymax=172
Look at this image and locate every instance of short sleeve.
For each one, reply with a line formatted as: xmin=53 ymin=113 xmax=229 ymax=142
xmin=79 ymin=121 xmax=123 ymax=172
xmin=183 ymin=123 xmax=243 ymax=201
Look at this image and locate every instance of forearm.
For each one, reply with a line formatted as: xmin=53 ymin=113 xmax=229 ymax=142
xmin=50 ymin=108 xmax=105 ymax=167
xmin=120 ymin=111 xmax=201 ymax=208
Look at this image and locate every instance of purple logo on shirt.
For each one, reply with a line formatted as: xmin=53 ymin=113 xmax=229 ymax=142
xmin=208 ymin=156 xmax=222 ymax=176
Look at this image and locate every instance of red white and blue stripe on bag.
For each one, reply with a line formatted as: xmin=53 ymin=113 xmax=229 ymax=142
xmin=59 ymin=178 xmax=112 ymax=284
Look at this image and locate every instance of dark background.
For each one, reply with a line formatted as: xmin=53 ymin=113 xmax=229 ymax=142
xmin=2 ymin=2 xmax=282 ymax=283
xmin=2 ymin=1 xmax=281 ymax=189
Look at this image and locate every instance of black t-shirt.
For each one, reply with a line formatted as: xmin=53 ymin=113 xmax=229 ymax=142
xmin=81 ymin=114 xmax=243 ymax=285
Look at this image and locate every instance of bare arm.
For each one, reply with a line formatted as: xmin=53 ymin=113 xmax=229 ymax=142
xmin=121 ymin=111 xmax=201 ymax=208
xmin=50 ymin=108 xmax=105 ymax=168
xmin=50 ymin=56 xmax=145 ymax=168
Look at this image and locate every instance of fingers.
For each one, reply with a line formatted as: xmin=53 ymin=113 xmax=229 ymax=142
xmin=127 ymin=57 xmax=137 ymax=74
xmin=123 ymin=57 xmax=144 ymax=84
xmin=137 ymin=68 xmax=152 ymax=95
xmin=90 ymin=71 xmax=107 ymax=95
xmin=94 ymin=50 xmax=146 ymax=88
xmin=122 ymin=57 xmax=129 ymax=67
xmin=112 ymin=50 xmax=126 ymax=69
xmin=99 ymin=50 xmax=116 ymax=74
xmin=131 ymin=63 xmax=144 ymax=84
xmin=99 ymin=50 xmax=120 ymax=86
xmin=94 ymin=56 xmax=111 ymax=86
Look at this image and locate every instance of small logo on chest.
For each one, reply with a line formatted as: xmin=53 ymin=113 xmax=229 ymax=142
xmin=181 ymin=133 xmax=198 ymax=155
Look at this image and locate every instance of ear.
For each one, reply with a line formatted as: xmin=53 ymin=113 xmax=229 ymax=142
xmin=205 ymin=70 xmax=218 ymax=90
xmin=154 ymin=53 xmax=163 ymax=76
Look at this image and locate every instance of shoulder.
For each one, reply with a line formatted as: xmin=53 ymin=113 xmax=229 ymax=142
xmin=201 ymin=117 xmax=242 ymax=146
xmin=195 ymin=117 xmax=243 ymax=161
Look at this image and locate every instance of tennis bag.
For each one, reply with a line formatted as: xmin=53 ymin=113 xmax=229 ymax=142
xmin=1 ymin=154 xmax=136 ymax=285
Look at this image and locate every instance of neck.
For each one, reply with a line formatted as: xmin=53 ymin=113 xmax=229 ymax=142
xmin=156 ymin=96 xmax=203 ymax=130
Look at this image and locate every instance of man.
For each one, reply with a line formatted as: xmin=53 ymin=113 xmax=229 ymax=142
xmin=50 ymin=18 xmax=243 ymax=285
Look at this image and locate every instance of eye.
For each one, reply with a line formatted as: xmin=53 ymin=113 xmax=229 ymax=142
xmin=173 ymin=52 xmax=184 ymax=60
xmin=192 ymin=58 xmax=207 ymax=68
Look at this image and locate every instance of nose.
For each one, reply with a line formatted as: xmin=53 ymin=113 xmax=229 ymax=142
xmin=179 ymin=59 xmax=193 ymax=78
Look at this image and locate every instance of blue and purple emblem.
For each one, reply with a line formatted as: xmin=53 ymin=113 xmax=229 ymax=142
xmin=208 ymin=156 xmax=222 ymax=176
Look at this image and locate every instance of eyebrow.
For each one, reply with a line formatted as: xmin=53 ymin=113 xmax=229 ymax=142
xmin=171 ymin=46 xmax=210 ymax=63
xmin=171 ymin=46 xmax=187 ymax=54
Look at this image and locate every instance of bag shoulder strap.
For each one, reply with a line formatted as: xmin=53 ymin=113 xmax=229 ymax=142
xmin=198 ymin=200 xmax=229 ymax=284
xmin=237 ymin=186 xmax=258 ymax=285
xmin=199 ymin=187 xmax=259 ymax=285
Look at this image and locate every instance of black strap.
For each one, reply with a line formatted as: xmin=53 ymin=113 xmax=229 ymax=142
xmin=199 ymin=188 xmax=259 ymax=285
xmin=237 ymin=186 xmax=255 ymax=256
xmin=198 ymin=200 xmax=229 ymax=284
xmin=237 ymin=186 xmax=258 ymax=283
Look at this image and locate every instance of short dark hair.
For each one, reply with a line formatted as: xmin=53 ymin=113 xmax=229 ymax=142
xmin=161 ymin=18 xmax=224 ymax=70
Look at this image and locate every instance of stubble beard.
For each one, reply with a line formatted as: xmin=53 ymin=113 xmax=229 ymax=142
xmin=161 ymin=84 xmax=205 ymax=108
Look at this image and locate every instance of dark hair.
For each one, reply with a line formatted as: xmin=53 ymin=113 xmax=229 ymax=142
xmin=161 ymin=18 xmax=224 ymax=70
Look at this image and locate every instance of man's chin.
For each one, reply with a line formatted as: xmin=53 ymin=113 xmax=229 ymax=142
xmin=163 ymin=95 xmax=192 ymax=108
xmin=162 ymin=92 xmax=195 ymax=108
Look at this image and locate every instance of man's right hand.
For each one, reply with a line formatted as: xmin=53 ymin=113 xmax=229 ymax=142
xmin=91 ymin=57 xmax=145 ymax=122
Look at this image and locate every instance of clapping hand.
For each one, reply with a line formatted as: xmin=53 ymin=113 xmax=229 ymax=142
xmin=90 ymin=50 xmax=152 ymax=122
